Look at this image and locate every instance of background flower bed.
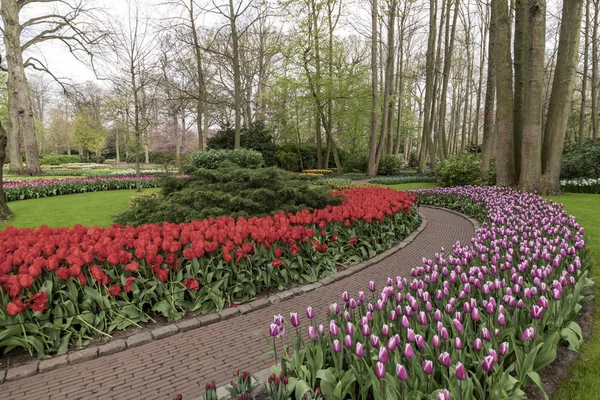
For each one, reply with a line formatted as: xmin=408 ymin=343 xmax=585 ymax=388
xmin=3 ymin=176 xmax=164 ymax=202
xmin=0 ymin=187 xmax=418 ymax=357
xmin=263 ymin=186 xmax=591 ymax=400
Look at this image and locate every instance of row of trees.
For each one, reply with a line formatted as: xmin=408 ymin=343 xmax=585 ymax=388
xmin=0 ymin=0 xmax=597 ymax=199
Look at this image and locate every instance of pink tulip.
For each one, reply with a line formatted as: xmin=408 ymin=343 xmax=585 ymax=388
xmin=423 ymin=359 xmax=434 ymax=375
xmin=499 ymin=342 xmax=510 ymax=356
xmin=522 ymin=327 xmax=536 ymax=342
xmin=473 ymin=338 xmax=482 ymax=351
xmin=432 ymin=335 xmax=441 ymax=348
xmin=371 ymin=334 xmax=380 ymax=347
xmin=290 ymin=312 xmax=300 ymax=328
xmin=308 ymin=326 xmax=318 ymax=340
xmin=482 ymin=355 xmax=495 ymax=372
xmin=332 ymin=339 xmax=342 ymax=353
xmin=306 ymin=307 xmax=315 ymax=319
xmin=344 ymin=335 xmax=353 ymax=348
xmin=381 ymin=324 xmax=390 ymax=336
xmin=379 ymin=346 xmax=389 ymax=364
xmin=369 ymin=281 xmax=377 ymax=293
xmin=438 ymin=351 xmax=451 ymax=368
xmin=355 ymin=342 xmax=365 ymax=358
xmin=375 ymin=362 xmax=386 ymax=379
xmin=456 ymin=362 xmax=467 ymax=380
xmin=396 ymin=364 xmax=408 ymax=381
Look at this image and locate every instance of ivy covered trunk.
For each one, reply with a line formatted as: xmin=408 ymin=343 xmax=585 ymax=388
xmin=0 ymin=123 xmax=14 ymax=222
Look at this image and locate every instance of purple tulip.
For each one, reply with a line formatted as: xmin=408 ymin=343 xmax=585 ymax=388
xmin=438 ymin=351 xmax=451 ymax=368
xmin=488 ymin=349 xmax=498 ymax=363
xmin=381 ymin=324 xmax=390 ymax=336
xmin=435 ymin=309 xmax=443 ymax=321
xmin=389 ymin=310 xmax=397 ymax=321
xmin=456 ymin=362 xmax=467 ymax=380
xmin=471 ymin=307 xmax=480 ymax=321
xmin=361 ymin=323 xmax=371 ymax=336
xmin=522 ymin=327 xmax=536 ymax=342
xmin=290 ymin=312 xmax=300 ymax=328
xmin=358 ymin=291 xmax=365 ymax=302
xmin=423 ymin=359 xmax=434 ymax=375
xmin=273 ymin=314 xmax=285 ymax=326
xmin=379 ymin=346 xmax=389 ymax=364
xmin=375 ymin=362 xmax=386 ymax=379
xmin=329 ymin=320 xmax=339 ymax=336
xmin=346 ymin=322 xmax=355 ymax=335
xmin=306 ymin=307 xmax=315 ymax=319
xmin=530 ymin=305 xmax=544 ymax=320
xmin=415 ymin=334 xmax=426 ymax=349
xmin=432 ymin=335 xmax=441 ymax=348
xmin=342 ymin=291 xmax=350 ymax=302
xmin=498 ymin=313 xmax=506 ymax=326
xmin=332 ymin=339 xmax=342 ymax=353
xmin=440 ymin=327 xmax=449 ymax=340
xmin=344 ymin=335 xmax=353 ymax=348
xmin=453 ymin=318 xmax=464 ymax=333
xmin=369 ymin=281 xmax=377 ymax=293
xmin=308 ymin=326 xmax=318 ymax=340
xmin=349 ymin=298 xmax=358 ymax=309
xmin=355 ymin=342 xmax=365 ymax=358
xmin=454 ymin=337 xmax=463 ymax=350
xmin=473 ymin=338 xmax=482 ymax=351
xmin=407 ymin=329 xmax=415 ymax=342
xmin=401 ymin=315 xmax=410 ymax=328
xmin=499 ymin=342 xmax=510 ymax=356
xmin=396 ymin=364 xmax=408 ymax=381
xmin=481 ymin=328 xmax=491 ymax=341
xmin=417 ymin=311 xmax=427 ymax=326
xmin=318 ymin=324 xmax=325 ymax=335
xmin=482 ymin=355 xmax=495 ymax=372
xmin=269 ymin=323 xmax=280 ymax=337
xmin=371 ymin=334 xmax=380 ymax=347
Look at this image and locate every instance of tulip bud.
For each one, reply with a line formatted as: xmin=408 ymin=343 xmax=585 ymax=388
xmin=361 ymin=323 xmax=371 ymax=336
xmin=290 ymin=312 xmax=300 ymax=328
xmin=488 ymin=349 xmax=498 ymax=363
xmin=456 ymin=362 xmax=467 ymax=380
xmin=473 ymin=338 xmax=482 ymax=351
xmin=342 ymin=291 xmax=350 ymax=303
xmin=521 ymin=327 xmax=535 ymax=342
xmin=453 ymin=318 xmax=464 ymax=333
xmin=415 ymin=334 xmax=426 ymax=349
xmin=371 ymin=334 xmax=380 ymax=347
xmin=396 ymin=364 xmax=408 ymax=381
xmin=358 ymin=291 xmax=365 ymax=302
xmin=332 ymin=339 xmax=342 ymax=353
xmin=404 ymin=343 xmax=415 ymax=358
xmin=306 ymin=306 xmax=315 ymax=319
xmin=329 ymin=320 xmax=340 ymax=336
xmin=498 ymin=313 xmax=506 ymax=326
xmin=269 ymin=323 xmax=280 ymax=337
xmin=369 ymin=281 xmax=377 ymax=293
xmin=453 ymin=337 xmax=463 ymax=350
xmin=438 ymin=351 xmax=451 ymax=368
xmin=423 ymin=359 xmax=434 ymax=375
xmin=308 ymin=326 xmax=318 ymax=340
xmin=381 ymin=324 xmax=390 ymax=336
xmin=432 ymin=335 xmax=441 ymax=348
xmin=499 ymin=342 xmax=510 ymax=356
xmin=355 ymin=342 xmax=365 ymax=358
xmin=417 ymin=311 xmax=427 ymax=326
xmin=346 ymin=322 xmax=355 ymax=335
xmin=407 ymin=328 xmax=415 ymax=342
xmin=482 ymin=355 xmax=495 ymax=372
xmin=375 ymin=362 xmax=386 ymax=379
xmin=387 ymin=336 xmax=397 ymax=351
xmin=379 ymin=346 xmax=389 ymax=364
xmin=344 ymin=335 xmax=353 ymax=348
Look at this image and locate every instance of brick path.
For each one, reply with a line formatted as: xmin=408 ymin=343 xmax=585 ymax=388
xmin=0 ymin=207 xmax=474 ymax=400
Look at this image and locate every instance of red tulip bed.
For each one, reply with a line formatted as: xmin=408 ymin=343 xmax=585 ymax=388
xmin=261 ymin=186 xmax=591 ymax=400
xmin=0 ymin=187 xmax=419 ymax=357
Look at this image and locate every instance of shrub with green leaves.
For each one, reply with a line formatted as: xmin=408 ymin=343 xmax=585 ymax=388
xmin=561 ymin=140 xmax=600 ymax=180
xmin=369 ymin=174 xmax=436 ymax=185
xmin=114 ymin=166 xmax=342 ymax=226
xmin=436 ymin=153 xmax=494 ymax=187
xmin=189 ymin=148 xmax=264 ymax=170
xmin=343 ymin=153 xmax=369 ymax=173
xmin=40 ymin=155 xmax=81 ymax=165
xmin=377 ymin=154 xmax=403 ymax=176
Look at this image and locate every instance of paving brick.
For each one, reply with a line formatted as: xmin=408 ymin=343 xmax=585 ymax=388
xmin=318 ymin=276 xmax=335 ymax=286
xmin=126 ymin=332 xmax=153 ymax=348
xmin=237 ymin=304 xmax=253 ymax=315
xmin=177 ymin=317 xmax=203 ymax=332
xmin=197 ymin=313 xmax=221 ymax=326
xmin=98 ymin=339 xmax=127 ymax=356
xmin=331 ymin=269 xmax=353 ymax=281
xmin=5 ymin=362 xmax=38 ymax=381
xmin=152 ymin=324 xmax=179 ymax=340
xmin=38 ymin=355 xmax=69 ymax=373
xmin=0 ymin=369 xmax=5 ymax=384
xmin=277 ymin=290 xmax=294 ymax=301
xmin=218 ymin=307 xmax=240 ymax=320
xmin=68 ymin=347 xmax=98 ymax=364
xmin=290 ymin=287 xmax=304 ymax=295
xmin=268 ymin=295 xmax=281 ymax=304
xmin=248 ymin=298 xmax=270 ymax=311
xmin=301 ymin=283 xmax=319 ymax=293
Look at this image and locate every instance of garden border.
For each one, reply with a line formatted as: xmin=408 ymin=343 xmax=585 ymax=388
xmin=0 ymin=207 xmax=433 ymax=384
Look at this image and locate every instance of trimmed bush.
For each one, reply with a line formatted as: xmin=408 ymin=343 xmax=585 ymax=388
xmin=40 ymin=155 xmax=81 ymax=165
xmin=208 ymin=121 xmax=278 ymax=166
xmin=561 ymin=140 xmax=600 ymax=180
xmin=189 ymin=148 xmax=264 ymax=170
xmin=436 ymin=153 xmax=495 ymax=187
xmin=114 ymin=166 xmax=342 ymax=225
xmin=377 ymin=154 xmax=403 ymax=176
xmin=343 ymin=153 xmax=369 ymax=173
xmin=369 ymin=174 xmax=437 ymax=185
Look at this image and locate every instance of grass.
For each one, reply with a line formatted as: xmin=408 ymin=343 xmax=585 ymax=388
xmin=1 ymin=188 xmax=160 ymax=229
xmin=548 ymin=193 xmax=600 ymax=400
xmin=388 ymin=182 xmax=435 ymax=190
xmin=4 ymin=175 xmax=82 ymax=181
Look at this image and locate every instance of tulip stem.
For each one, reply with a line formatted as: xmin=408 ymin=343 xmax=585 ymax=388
xmin=272 ymin=337 xmax=278 ymax=365
xmin=482 ymin=373 xmax=487 ymax=400
xmin=459 ymin=381 xmax=463 ymax=400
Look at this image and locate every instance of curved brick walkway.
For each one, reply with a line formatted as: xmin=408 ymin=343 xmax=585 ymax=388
xmin=1 ymin=207 xmax=474 ymax=400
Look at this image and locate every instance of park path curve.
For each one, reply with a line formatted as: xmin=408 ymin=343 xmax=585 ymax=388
xmin=0 ymin=207 xmax=475 ymax=400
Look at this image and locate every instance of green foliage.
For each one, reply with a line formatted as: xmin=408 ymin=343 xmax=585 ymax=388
xmin=40 ymin=155 xmax=81 ymax=165
xmin=343 ymin=153 xmax=368 ymax=173
xmin=276 ymin=149 xmax=300 ymax=171
xmin=436 ymin=154 xmax=495 ymax=187
xmin=114 ymin=166 xmax=343 ymax=226
xmin=72 ymin=112 xmax=106 ymax=156
xmin=189 ymin=148 xmax=264 ymax=170
xmin=81 ymin=155 xmax=105 ymax=164
xmin=124 ymin=150 xmax=176 ymax=165
xmin=207 ymin=121 xmax=278 ymax=166
xmin=377 ymin=155 xmax=403 ymax=176
xmin=561 ymin=140 xmax=600 ymax=180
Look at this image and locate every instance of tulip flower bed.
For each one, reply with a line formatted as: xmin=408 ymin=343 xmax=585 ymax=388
xmin=266 ymin=186 xmax=592 ymax=400
xmin=3 ymin=176 xmax=163 ymax=202
xmin=0 ymin=187 xmax=418 ymax=356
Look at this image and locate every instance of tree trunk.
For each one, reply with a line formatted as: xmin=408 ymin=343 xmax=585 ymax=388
xmin=0 ymin=123 xmax=13 ymax=221
xmin=518 ymin=0 xmax=545 ymax=192
xmin=229 ymin=0 xmax=242 ymax=148
xmin=541 ymin=0 xmax=583 ymax=194
xmin=579 ymin=0 xmax=591 ymax=150
xmin=418 ymin=0 xmax=438 ymax=172
xmin=481 ymin=0 xmax=496 ymax=176
xmin=366 ymin=0 xmax=379 ymax=176
xmin=513 ymin=0 xmax=527 ymax=180
xmin=591 ymin=0 xmax=599 ymax=140
xmin=471 ymin=20 xmax=487 ymax=151
xmin=189 ymin=0 xmax=205 ymax=151
xmin=493 ymin=0 xmax=516 ymax=186
xmin=1 ymin=0 xmax=41 ymax=176
xmin=116 ymin=126 xmax=121 ymax=163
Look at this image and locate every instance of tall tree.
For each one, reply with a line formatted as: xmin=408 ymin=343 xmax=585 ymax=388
xmin=541 ymin=0 xmax=584 ymax=194
xmin=366 ymin=0 xmax=379 ymax=176
xmin=480 ymin=0 xmax=496 ymax=176
xmin=578 ymin=0 xmax=591 ymax=150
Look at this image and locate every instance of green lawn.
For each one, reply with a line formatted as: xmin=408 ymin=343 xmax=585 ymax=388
xmin=549 ymin=193 xmax=600 ymax=400
xmin=1 ymin=189 xmax=159 ymax=229
xmin=4 ymin=175 xmax=82 ymax=181
xmin=388 ymin=182 xmax=435 ymax=190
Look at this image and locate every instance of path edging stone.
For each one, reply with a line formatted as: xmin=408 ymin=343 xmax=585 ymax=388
xmin=2 ymin=208 xmax=442 ymax=384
